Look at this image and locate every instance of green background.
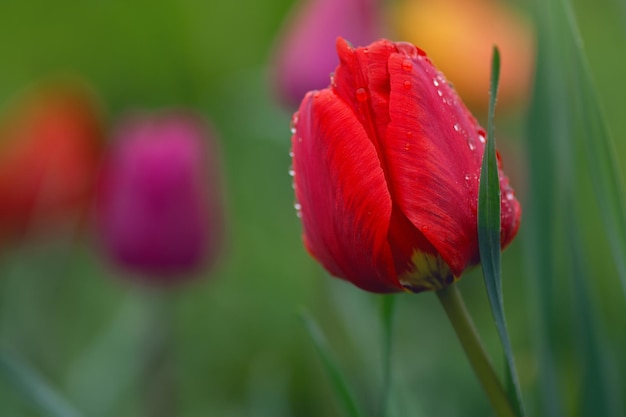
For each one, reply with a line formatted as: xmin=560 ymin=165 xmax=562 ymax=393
xmin=0 ymin=0 xmax=625 ymax=416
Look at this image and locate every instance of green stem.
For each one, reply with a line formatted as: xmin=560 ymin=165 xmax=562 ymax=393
xmin=436 ymin=283 xmax=516 ymax=417
xmin=379 ymin=295 xmax=396 ymax=417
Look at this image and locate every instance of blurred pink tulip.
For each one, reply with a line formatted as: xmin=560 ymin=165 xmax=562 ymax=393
xmin=95 ymin=111 xmax=223 ymax=283
xmin=271 ymin=0 xmax=381 ymax=107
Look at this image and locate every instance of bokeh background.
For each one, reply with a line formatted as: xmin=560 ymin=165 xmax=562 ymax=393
xmin=1 ymin=0 xmax=625 ymax=416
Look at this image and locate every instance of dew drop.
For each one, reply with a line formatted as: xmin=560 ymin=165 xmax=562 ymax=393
xmin=421 ymin=225 xmax=429 ymax=232
xmin=289 ymin=150 xmax=294 ymax=157
xmin=406 ymin=131 xmax=414 ymax=138
xmin=405 ymin=143 xmax=410 ymax=151
xmin=478 ymin=134 xmax=486 ymax=143
xmin=396 ymin=42 xmax=418 ymax=58
xmin=464 ymin=174 xmax=471 ymax=181
xmin=290 ymin=113 xmax=299 ymax=134
xmin=355 ymin=87 xmax=368 ymax=101
xmin=506 ymin=190 xmax=515 ymax=201
xmin=433 ymin=79 xmax=440 ymax=87
xmin=401 ymin=59 xmax=413 ymax=71
xmin=403 ymin=80 xmax=411 ymax=89
xmin=294 ymin=202 xmax=302 ymax=217
xmin=467 ymin=137 xmax=477 ymax=151
xmin=453 ymin=123 xmax=461 ymax=132
xmin=288 ymin=167 xmax=295 ymax=177
xmin=437 ymin=90 xmax=443 ymax=97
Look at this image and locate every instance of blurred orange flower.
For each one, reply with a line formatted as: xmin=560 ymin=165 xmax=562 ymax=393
xmin=391 ymin=0 xmax=534 ymax=114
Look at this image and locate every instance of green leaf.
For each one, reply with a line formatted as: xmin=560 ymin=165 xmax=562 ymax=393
xmin=477 ymin=47 xmax=526 ymax=417
xmin=0 ymin=347 xmax=83 ymax=417
xmin=299 ymin=310 xmax=364 ymax=417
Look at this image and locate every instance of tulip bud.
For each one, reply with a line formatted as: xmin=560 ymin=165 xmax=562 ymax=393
xmin=391 ymin=0 xmax=534 ymax=113
xmin=271 ymin=0 xmax=381 ymax=107
xmin=95 ymin=112 xmax=222 ymax=283
xmin=0 ymin=82 xmax=102 ymax=240
xmin=291 ymin=38 xmax=521 ymax=293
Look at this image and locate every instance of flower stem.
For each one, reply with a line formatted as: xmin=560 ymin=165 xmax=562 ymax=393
xmin=436 ymin=283 xmax=516 ymax=417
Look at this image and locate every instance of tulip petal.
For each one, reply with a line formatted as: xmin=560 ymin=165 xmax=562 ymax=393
xmin=292 ymin=89 xmax=399 ymax=292
xmin=384 ymin=50 xmax=486 ymax=276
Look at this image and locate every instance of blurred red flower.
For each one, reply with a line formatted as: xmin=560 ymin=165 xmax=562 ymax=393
xmin=0 ymin=82 xmax=103 ymax=240
xmin=291 ymin=38 xmax=521 ymax=293
xmin=95 ymin=111 xmax=223 ymax=283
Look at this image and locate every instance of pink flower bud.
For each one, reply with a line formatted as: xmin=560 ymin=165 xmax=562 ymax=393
xmin=96 ymin=112 xmax=223 ymax=283
xmin=271 ymin=0 xmax=381 ymax=107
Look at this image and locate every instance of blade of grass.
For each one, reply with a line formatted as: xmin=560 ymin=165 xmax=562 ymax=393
xmin=299 ymin=310 xmax=364 ymax=417
xmin=559 ymin=0 xmax=626 ymax=298
xmin=477 ymin=47 xmax=525 ymax=417
xmin=565 ymin=208 xmax=623 ymax=417
xmin=0 ymin=347 xmax=83 ymax=417
xmin=522 ymin=2 xmax=568 ymax=415
xmin=526 ymin=2 xmax=625 ymax=416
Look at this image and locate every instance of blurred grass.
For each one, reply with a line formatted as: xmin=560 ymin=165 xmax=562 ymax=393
xmin=0 ymin=0 xmax=625 ymax=416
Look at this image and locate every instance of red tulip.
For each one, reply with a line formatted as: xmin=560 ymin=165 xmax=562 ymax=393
xmin=95 ymin=112 xmax=223 ymax=282
xmin=0 ymin=83 xmax=102 ymax=240
xmin=290 ymin=38 xmax=521 ymax=293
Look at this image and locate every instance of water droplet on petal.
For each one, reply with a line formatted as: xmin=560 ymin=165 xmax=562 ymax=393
xmin=289 ymin=150 xmax=294 ymax=157
xmin=464 ymin=174 xmax=471 ymax=181
xmin=396 ymin=42 xmax=418 ymax=58
xmin=421 ymin=225 xmax=429 ymax=232
xmin=433 ymin=79 xmax=440 ymax=87
xmin=290 ymin=113 xmax=299 ymax=134
xmin=506 ymin=190 xmax=515 ymax=201
xmin=403 ymin=80 xmax=411 ymax=89
xmin=467 ymin=137 xmax=477 ymax=151
xmin=288 ymin=167 xmax=295 ymax=177
xmin=405 ymin=143 xmax=410 ymax=151
xmin=437 ymin=90 xmax=443 ymax=97
xmin=406 ymin=131 xmax=414 ymax=138
xmin=454 ymin=123 xmax=461 ymax=132
xmin=401 ymin=59 xmax=413 ymax=71
xmin=478 ymin=134 xmax=486 ymax=144
xmin=355 ymin=88 xmax=368 ymax=102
